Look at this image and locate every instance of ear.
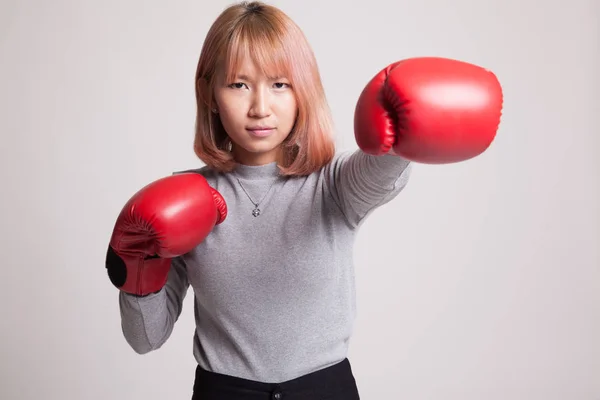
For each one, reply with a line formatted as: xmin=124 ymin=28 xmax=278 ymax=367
xmin=197 ymin=77 xmax=216 ymax=110
xmin=197 ymin=77 xmax=209 ymax=103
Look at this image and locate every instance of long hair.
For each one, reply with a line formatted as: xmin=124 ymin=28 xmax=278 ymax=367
xmin=193 ymin=1 xmax=336 ymax=176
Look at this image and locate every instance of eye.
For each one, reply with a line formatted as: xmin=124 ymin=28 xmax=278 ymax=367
xmin=228 ymin=82 xmax=247 ymax=89
xmin=273 ymin=82 xmax=290 ymax=89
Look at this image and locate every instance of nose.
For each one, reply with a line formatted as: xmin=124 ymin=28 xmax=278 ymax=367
xmin=248 ymin=86 xmax=271 ymax=118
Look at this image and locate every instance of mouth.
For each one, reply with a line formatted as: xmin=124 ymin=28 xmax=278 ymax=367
xmin=246 ymin=126 xmax=275 ymax=137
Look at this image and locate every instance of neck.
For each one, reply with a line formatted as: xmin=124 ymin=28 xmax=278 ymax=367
xmin=233 ymin=159 xmax=282 ymax=180
xmin=231 ymin=145 xmax=284 ymax=167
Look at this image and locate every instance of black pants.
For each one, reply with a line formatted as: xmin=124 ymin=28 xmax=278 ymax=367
xmin=192 ymin=358 xmax=360 ymax=399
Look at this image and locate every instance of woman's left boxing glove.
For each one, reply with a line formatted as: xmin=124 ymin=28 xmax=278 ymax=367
xmin=354 ymin=57 xmax=503 ymax=164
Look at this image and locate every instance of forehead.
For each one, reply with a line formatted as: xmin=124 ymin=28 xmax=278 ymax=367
xmin=230 ymin=57 xmax=260 ymax=76
xmin=228 ymin=58 xmax=284 ymax=79
xmin=221 ymin=38 xmax=290 ymax=82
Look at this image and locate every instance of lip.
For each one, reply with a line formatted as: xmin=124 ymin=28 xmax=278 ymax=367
xmin=246 ymin=127 xmax=275 ymax=137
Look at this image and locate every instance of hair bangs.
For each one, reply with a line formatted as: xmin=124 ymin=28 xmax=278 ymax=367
xmin=223 ymin=17 xmax=292 ymax=83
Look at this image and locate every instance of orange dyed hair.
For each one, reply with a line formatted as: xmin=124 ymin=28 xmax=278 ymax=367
xmin=193 ymin=1 xmax=336 ymax=176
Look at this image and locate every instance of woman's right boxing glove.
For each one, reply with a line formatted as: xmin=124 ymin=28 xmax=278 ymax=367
xmin=105 ymin=173 xmax=227 ymax=296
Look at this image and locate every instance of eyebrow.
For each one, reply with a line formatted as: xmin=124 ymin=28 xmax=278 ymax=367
xmin=233 ymin=74 xmax=287 ymax=81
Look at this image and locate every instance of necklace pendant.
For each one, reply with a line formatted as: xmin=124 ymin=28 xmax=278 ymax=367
xmin=252 ymin=207 xmax=261 ymax=217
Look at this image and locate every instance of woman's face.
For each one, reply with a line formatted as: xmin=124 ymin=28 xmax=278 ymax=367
xmin=213 ymin=57 xmax=298 ymax=166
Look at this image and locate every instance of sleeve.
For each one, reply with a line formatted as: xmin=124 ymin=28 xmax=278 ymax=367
xmin=324 ymin=149 xmax=412 ymax=228
xmin=117 ymin=256 xmax=190 ymax=354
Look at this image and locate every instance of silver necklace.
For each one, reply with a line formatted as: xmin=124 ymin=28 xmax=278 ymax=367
xmin=235 ymin=177 xmax=278 ymax=217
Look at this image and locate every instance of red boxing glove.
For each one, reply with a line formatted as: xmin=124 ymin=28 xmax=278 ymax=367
xmin=106 ymin=173 xmax=227 ymax=296
xmin=354 ymin=57 xmax=503 ymax=163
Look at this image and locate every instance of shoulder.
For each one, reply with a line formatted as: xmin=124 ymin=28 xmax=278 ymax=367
xmin=320 ymin=150 xmax=355 ymax=173
xmin=172 ymin=165 xmax=221 ymax=184
xmin=318 ymin=149 xmax=363 ymax=181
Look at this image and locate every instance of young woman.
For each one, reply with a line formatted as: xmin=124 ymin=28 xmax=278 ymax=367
xmin=105 ymin=2 xmax=503 ymax=399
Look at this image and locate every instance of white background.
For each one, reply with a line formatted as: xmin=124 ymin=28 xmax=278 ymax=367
xmin=1 ymin=0 xmax=598 ymax=399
